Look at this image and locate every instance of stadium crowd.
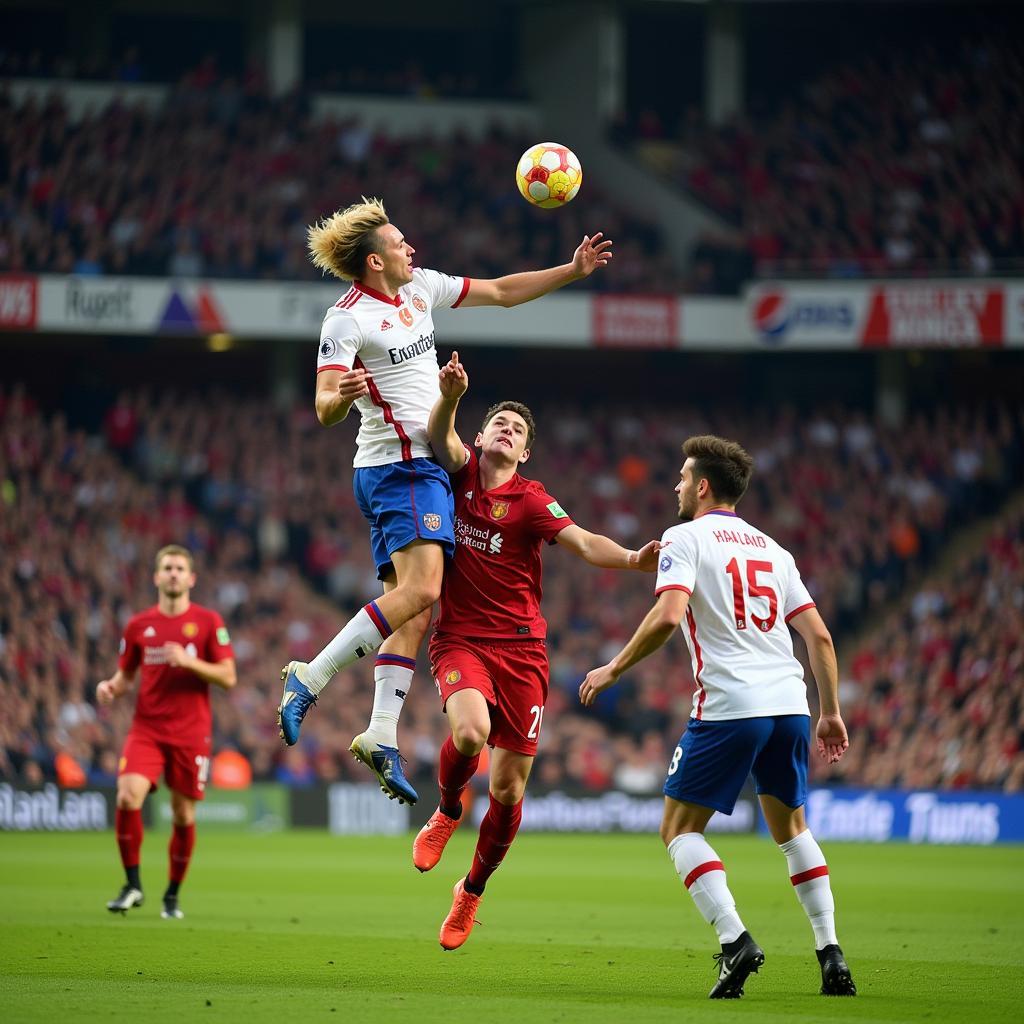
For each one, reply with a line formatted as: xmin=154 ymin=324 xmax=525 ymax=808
xmin=0 ymin=81 xmax=679 ymax=293
xmin=630 ymin=36 xmax=1024 ymax=290
xmin=834 ymin=505 xmax=1024 ymax=792
xmin=2 ymin=382 xmax=1021 ymax=794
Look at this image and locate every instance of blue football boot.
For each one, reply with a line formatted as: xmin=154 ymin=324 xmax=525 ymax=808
xmin=349 ymin=732 xmax=419 ymax=805
xmin=278 ymin=661 xmax=317 ymax=745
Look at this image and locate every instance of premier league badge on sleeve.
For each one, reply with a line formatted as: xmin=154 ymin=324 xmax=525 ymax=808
xmin=320 ymin=338 xmax=337 ymax=358
xmin=659 ymin=555 xmax=673 ymax=572
xmin=423 ymin=513 xmax=442 ymax=532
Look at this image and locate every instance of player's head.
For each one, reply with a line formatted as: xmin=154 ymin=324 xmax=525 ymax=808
xmin=477 ymin=401 xmax=536 ymax=466
xmin=153 ymin=544 xmax=196 ymax=599
xmin=307 ymin=197 xmax=414 ymax=286
xmin=676 ymin=435 xmax=753 ymax=521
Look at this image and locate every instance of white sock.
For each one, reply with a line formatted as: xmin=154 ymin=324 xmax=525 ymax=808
xmin=363 ymin=655 xmax=415 ymax=746
xmin=305 ymin=602 xmax=392 ymax=694
xmin=779 ymin=828 xmax=837 ymax=949
xmin=667 ymin=832 xmax=745 ymax=945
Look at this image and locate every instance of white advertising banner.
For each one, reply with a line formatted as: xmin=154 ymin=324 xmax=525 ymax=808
xmin=10 ymin=274 xmax=1023 ymax=349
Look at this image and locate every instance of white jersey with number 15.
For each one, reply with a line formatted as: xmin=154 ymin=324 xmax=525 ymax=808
xmin=655 ymin=510 xmax=816 ymax=722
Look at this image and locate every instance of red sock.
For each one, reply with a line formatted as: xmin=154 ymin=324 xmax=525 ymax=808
xmin=466 ymin=793 xmax=523 ymax=892
xmin=438 ymin=736 xmax=479 ymax=816
xmin=169 ymin=823 xmax=196 ymax=885
xmin=115 ymin=807 xmax=143 ymax=872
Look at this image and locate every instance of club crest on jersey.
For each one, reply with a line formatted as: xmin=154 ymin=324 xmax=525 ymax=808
xmin=183 ymin=622 xmax=198 ymax=638
xmin=446 ymin=670 xmax=462 ymax=685
xmin=412 ymin=294 xmax=426 ymax=313
xmin=423 ymin=513 xmax=442 ymax=531
xmin=399 ymin=307 xmax=414 ymax=327
xmin=320 ymin=338 xmax=337 ymax=358
xmin=490 ymin=500 xmax=510 ymax=520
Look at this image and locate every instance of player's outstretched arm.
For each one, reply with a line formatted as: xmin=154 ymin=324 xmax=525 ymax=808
xmin=579 ymin=590 xmax=689 ymax=707
xmin=428 ymin=350 xmax=469 ymax=473
xmin=789 ymin=607 xmax=849 ymax=764
xmin=555 ymin=526 xmax=664 ymax=571
xmin=96 ymin=668 xmax=134 ymax=705
xmin=458 ymin=233 xmax=613 ymax=308
xmin=315 ymin=367 xmax=372 ymax=427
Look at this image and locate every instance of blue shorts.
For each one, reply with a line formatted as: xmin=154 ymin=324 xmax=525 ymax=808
xmin=353 ymin=458 xmax=456 ymax=580
xmin=663 ymin=715 xmax=810 ymax=815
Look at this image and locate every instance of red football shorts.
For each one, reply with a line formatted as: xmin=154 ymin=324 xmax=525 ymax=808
xmin=429 ymin=634 xmax=549 ymax=756
xmin=119 ymin=729 xmax=211 ymax=800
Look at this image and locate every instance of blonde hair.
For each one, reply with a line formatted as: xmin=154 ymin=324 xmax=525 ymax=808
xmin=154 ymin=544 xmax=194 ymax=572
xmin=307 ymin=197 xmax=390 ymax=280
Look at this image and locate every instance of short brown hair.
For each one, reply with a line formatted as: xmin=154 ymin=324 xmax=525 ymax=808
xmin=481 ymin=401 xmax=536 ymax=448
xmin=307 ymin=197 xmax=389 ymax=280
xmin=682 ymin=435 xmax=753 ymax=504
xmin=154 ymin=544 xmax=194 ymax=572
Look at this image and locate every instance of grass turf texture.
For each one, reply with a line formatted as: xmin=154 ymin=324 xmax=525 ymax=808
xmin=1 ymin=831 xmax=1021 ymax=1022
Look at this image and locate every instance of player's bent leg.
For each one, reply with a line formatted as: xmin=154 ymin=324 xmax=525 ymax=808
xmin=351 ymin=586 xmax=430 ymax=804
xmin=108 ymin=772 xmax=149 ymax=914
xmin=162 ymin=790 xmax=196 ymax=920
xmin=413 ymin=691 xmax=490 ymax=872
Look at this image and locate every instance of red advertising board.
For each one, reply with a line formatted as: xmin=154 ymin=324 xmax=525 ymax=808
xmin=0 ymin=276 xmax=37 ymax=329
xmin=593 ymin=295 xmax=679 ymax=348
xmin=861 ymin=286 xmax=1004 ymax=347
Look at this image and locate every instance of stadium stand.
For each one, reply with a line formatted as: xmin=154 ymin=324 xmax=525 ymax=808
xmin=627 ymin=34 xmax=1024 ymax=291
xmin=0 ymin=82 xmax=680 ymax=292
xmin=2 ymin=382 xmax=1021 ymax=792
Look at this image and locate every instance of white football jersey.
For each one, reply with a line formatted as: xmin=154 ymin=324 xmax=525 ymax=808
xmin=655 ymin=510 xmax=816 ymax=721
xmin=316 ymin=268 xmax=470 ymax=468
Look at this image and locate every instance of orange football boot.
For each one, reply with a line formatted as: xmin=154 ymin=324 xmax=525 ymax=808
xmin=439 ymin=878 xmax=482 ymax=951
xmin=412 ymin=807 xmax=461 ymax=872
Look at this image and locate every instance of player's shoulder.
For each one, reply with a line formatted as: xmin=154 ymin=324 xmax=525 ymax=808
xmin=661 ymin=520 xmax=699 ymax=544
xmin=125 ymin=605 xmax=160 ymax=629
xmin=188 ymin=603 xmax=223 ymax=624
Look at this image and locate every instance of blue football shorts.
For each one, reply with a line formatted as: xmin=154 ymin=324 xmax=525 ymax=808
xmin=352 ymin=458 xmax=455 ymax=580
xmin=663 ymin=714 xmax=811 ymax=814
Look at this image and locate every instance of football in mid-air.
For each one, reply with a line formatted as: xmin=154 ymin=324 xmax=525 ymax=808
xmin=515 ymin=143 xmax=582 ymax=208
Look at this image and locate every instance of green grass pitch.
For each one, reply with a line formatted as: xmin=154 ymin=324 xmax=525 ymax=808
xmin=1 ymin=830 xmax=1021 ymax=1022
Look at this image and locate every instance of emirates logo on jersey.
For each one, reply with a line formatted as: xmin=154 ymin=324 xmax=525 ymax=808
xmin=399 ymin=308 xmax=414 ymax=327
xmin=380 ymin=319 xmax=393 ymax=330
xmin=412 ymin=294 xmax=426 ymax=313
xmin=490 ymin=500 xmax=510 ymax=520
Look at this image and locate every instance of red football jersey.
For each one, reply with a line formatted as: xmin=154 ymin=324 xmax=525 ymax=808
xmin=434 ymin=447 xmax=574 ymax=639
xmin=118 ymin=603 xmax=234 ymax=743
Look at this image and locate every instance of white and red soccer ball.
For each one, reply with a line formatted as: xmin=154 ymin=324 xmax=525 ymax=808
xmin=515 ymin=143 xmax=582 ymax=209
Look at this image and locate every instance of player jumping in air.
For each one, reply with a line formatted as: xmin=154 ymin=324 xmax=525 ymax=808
xmin=580 ymin=436 xmax=856 ymax=999
xmin=97 ymin=545 xmax=236 ymax=920
xmin=278 ymin=197 xmax=613 ymax=806
xmin=413 ymin=351 xmax=663 ymax=950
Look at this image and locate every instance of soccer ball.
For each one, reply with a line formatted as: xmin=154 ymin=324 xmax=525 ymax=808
xmin=515 ymin=143 xmax=583 ymax=209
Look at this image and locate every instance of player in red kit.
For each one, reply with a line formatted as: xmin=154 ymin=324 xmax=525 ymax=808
xmin=96 ymin=545 xmax=236 ymax=920
xmin=414 ymin=352 xmax=663 ymax=950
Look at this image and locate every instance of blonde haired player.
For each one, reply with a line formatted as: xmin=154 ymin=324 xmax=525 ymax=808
xmin=580 ymin=436 xmax=856 ymax=1000
xmin=279 ymin=197 xmax=613 ymax=806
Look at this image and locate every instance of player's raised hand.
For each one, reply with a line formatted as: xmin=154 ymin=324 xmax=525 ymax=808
xmin=579 ymin=664 xmax=619 ymax=707
xmin=438 ymin=350 xmax=469 ymax=400
xmin=337 ymin=367 xmax=372 ymax=402
xmin=815 ymin=713 xmax=849 ymax=764
xmin=630 ymin=539 xmax=667 ymax=572
xmin=571 ymin=232 xmax=613 ymax=278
